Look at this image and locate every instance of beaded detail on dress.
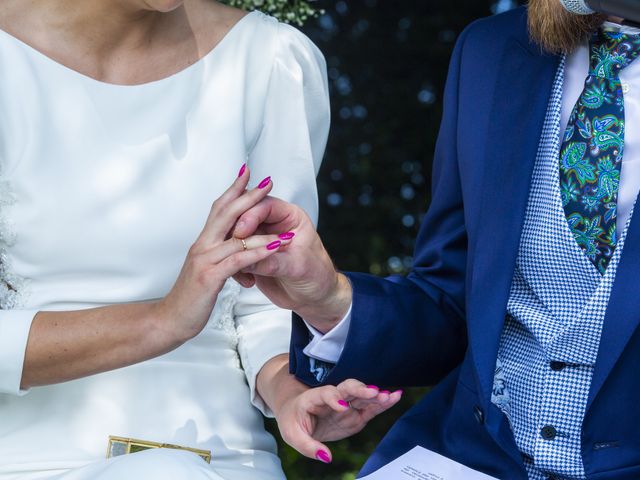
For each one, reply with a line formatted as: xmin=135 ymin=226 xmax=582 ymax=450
xmin=0 ymin=176 xmax=27 ymax=309
xmin=210 ymin=279 xmax=241 ymax=344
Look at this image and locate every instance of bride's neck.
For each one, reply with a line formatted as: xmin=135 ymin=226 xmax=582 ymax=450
xmin=8 ymin=0 xmax=191 ymax=56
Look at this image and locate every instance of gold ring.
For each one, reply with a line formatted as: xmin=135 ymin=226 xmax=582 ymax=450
xmin=241 ymin=239 xmax=247 ymax=251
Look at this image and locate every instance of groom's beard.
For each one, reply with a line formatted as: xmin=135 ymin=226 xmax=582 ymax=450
xmin=528 ymin=0 xmax=606 ymax=54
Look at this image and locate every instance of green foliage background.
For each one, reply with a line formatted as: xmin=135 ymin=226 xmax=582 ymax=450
xmin=224 ymin=0 xmax=526 ymax=478
xmin=220 ymin=0 xmax=321 ymax=25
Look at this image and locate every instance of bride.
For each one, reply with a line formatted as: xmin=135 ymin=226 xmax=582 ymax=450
xmin=0 ymin=1 xmax=400 ymax=478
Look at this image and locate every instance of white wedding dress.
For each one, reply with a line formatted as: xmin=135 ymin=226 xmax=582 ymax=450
xmin=0 ymin=11 xmax=329 ymax=480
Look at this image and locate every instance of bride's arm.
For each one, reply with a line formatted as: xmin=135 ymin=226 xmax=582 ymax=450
xmin=18 ymin=173 xmax=287 ymax=390
xmin=23 ymin=303 xmax=171 ymax=389
xmin=256 ymin=354 xmax=307 ymax=410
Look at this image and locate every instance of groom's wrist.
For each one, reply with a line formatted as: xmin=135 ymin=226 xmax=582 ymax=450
xmin=295 ymin=273 xmax=352 ymax=334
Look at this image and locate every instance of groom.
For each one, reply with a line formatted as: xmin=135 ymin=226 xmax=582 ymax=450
xmin=234 ymin=1 xmax=640 ymax=478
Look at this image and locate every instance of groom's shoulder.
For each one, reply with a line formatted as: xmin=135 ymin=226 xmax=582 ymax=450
xmin=458 ymin=7 xmax=531 ymax=56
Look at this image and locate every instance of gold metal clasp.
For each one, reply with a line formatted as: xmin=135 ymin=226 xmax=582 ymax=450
xmin=106 ymin=436 xmax=212 ymax=464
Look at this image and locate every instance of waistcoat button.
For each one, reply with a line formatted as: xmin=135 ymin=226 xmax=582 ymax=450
xmin=550 ymin=361 xmax=566 ymax=371
xmin=541 ymin=425 xmax=557 ymax=440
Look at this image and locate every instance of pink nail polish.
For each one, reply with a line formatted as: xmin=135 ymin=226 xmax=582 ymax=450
xmin=393 ymin=389 xmax=404 ymax=395
xmin=278 ymin=232 xmax=295 ymax=240
xmin=237 ymin=163 xmax=246 ymax=178
xmin=266 ymin=240 xmax=281 ymax=251
xmin=258 ymin=176 xmax=271 ymax=189
xmin=338 ymin=399 xmax=349 ymax=408
xmin=380 ymin=390 xmax=390 ymax=394
xmin=366 ymin=385 xmax=379 ymax=390
xmin=315 ymin=450 xmax=331 ymax=464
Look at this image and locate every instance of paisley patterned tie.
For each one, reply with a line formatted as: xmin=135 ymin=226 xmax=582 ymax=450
xmin=559 ymin=28 xmax=640 ymax=275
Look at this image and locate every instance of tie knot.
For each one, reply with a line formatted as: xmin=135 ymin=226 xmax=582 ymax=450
xmin=589 ymin=29 xmax=640 ymax=79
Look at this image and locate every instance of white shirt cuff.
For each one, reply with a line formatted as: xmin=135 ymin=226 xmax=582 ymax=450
xmin=0 ymin=310 xmax=37 ymax=396
xmin=302 ymin=304 xmax=352 ymax=363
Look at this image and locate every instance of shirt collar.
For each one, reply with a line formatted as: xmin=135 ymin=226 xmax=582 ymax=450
xmin=602 ymin=21 xmax=640 ymax=35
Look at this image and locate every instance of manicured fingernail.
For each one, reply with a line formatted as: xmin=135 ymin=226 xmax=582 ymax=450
xmin=258 ymin=176 xmax=271 ymax=189
xmin=266 ymin=240 xmax=281 ymax=251
xmin=278 ymin=232 xmax=295 ymax=240
xmin=338 ymin=399 xmax=349 ymax=408
xmin=366 ymin=385 xmax=379 ymax=390
xmin=380 ymin=390 xmax=390 ymax=394
xmin=316 ymin=450 xmax=331 ymax=463
xmin=393 ymin=389 xmax=404 ymax=395
xmin=237 ymin=163 xmax=246 ymax=178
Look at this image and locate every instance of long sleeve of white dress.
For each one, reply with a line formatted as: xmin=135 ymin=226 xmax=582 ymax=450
xmin=0 ymin=309 xmax=36 ymax=395
xmin=234 ymin=22 xmax=330 ymax=416
xmin=0 ymin=126 xmax=37 ymax=396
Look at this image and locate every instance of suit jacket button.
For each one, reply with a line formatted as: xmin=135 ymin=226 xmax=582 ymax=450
xmin=473 ymin=405 xmax=484 ymax=425
xmin=550 ymin=361 xmax=566 ymax=371
xmin=541 ymin=425 xmax=557 ymax=440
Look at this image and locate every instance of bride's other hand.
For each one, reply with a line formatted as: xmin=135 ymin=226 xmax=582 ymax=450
xmin=154 ymin=167 xmax=294 ymax=344
xmin=274 ymin=379 xmax=402 ymax=463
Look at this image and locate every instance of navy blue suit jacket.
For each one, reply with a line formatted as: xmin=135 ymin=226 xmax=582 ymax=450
xmin=290 ymin=8 xmax=640 ymax=479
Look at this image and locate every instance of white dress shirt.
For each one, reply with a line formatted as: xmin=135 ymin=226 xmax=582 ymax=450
xmin=305 ymin=21 xmax=640 ymax=364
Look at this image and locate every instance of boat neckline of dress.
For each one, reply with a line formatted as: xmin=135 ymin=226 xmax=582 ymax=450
xmin=0 ymin=10 xmax=258 ymax=88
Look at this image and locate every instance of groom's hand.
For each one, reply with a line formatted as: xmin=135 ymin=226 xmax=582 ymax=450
xmin=232 ymin=197 xmax=351 ymax=333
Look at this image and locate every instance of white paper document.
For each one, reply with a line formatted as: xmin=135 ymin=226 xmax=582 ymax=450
xmin=359 ymin=446 xmax=499 ymax=480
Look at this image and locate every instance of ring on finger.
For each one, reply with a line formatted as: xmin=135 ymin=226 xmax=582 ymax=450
xmin=241 ymin=238 xmax=247 ymax=251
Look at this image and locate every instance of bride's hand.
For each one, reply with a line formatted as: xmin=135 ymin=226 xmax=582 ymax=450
xmin=154 ymin=167 xmax=293 ymax=344
xmin=275 ymin=379 xmax=402 ymax=463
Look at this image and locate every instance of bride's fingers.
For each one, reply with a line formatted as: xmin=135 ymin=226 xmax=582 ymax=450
xmin=280 ymin=386 xmax=346 ymax=463
xmin=206 ymin=233 xmax=294 ymax=265
xmin=197 ymin=165 xmax=251 ymax=240
xmin=197 ymin=173 xmax=274 ymax=246
xmin=202 ymin=235 xmax=293 ymax=266
xmin=332 ymin=380 xmax=402 ymax=421
xmin=213 ymin=239 xmax=286 ymax=280
xmin=350 ymin=390 xmax=403 ymax=423
xmin=335 ymin=379 xmax=380 ymax=402
xmin=281 ymin=422 xmax=333 ymax=464
xmin=305 ymin=385 xmax=352 ymax=413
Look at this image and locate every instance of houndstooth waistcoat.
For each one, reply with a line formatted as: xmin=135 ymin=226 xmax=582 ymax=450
xmin=490 ymin=57 xmax=636 ymax=480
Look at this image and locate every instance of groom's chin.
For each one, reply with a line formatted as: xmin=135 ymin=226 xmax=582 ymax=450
xmin=527 ymin=0 xmax=606 ymax=54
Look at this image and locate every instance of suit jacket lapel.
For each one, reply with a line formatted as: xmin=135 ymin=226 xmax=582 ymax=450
xmin=588 ymin=209 xmax=640 ymax=409
xmin=467 ymin=40 xmax=560 ymax=410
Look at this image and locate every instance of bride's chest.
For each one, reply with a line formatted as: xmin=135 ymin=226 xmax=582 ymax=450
xmin=1 ymin=114 xmax=247 ymax=303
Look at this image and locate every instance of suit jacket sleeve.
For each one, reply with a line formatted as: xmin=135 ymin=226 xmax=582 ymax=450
xmin=290 ymin=24 xmax=472 ymax=388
